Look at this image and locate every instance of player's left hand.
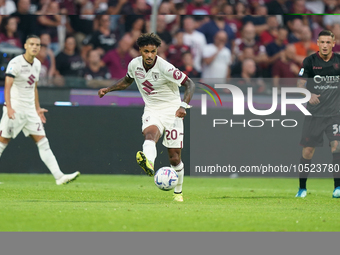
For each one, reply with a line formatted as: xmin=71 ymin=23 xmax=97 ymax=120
xmin=176 ymin=107 xmax=186 ymax=118
xmin=37 ymin=108 xmax=48 ymax=123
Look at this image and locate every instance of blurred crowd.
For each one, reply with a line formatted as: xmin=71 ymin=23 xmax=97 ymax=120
xmin=1 ymin=0 xmax=340 ymax=93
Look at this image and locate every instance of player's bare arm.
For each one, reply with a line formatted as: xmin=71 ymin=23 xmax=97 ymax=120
xmin=35 ymin=83 xmax=48 ymax=123
xmin=98 ymin=76 xmax=134 ymax=98
xmin=176 ymin=77 xmax=195 ymax=118
xmin=297 ymin=78 xmax=320 ymax=105
xmin=4 ymin=75 xmax=15 ymax=119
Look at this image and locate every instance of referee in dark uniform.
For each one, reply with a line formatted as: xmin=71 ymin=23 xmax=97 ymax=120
xmin=296 ymin=30 xmax=340 ymax=198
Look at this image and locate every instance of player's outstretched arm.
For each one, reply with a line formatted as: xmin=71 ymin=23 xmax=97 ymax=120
xmin=98 ymin=76 xmax=134 ymax=98
xmin=176 ymin=77 xmax=195 ymax=118
xmin=4 ymin=76 xmax=15 ymax=119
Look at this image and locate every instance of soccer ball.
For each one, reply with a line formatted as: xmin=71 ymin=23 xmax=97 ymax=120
xmin=154 ymin=167 xmax=178 ymax=191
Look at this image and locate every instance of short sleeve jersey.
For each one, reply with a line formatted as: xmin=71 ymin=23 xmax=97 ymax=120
xmin=299 ymin=52 xmax=340 ymax=117
xmin=127 ymin=56 xmax=188 ymax=114
xmin=5 ymin=55 xmax=41 ymax=108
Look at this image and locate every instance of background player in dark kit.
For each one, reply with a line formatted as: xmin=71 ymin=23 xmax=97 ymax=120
xmin=296 ymin=30 xmax=340 ymax=198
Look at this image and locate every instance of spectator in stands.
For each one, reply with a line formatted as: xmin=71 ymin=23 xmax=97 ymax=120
xmin=57 ymin=0 xmax=77 ymax=15
xmin=231 ymin=46 xmax=258 ymax=77
xmin=324 ymin=0 xmax=338 ymax=13
xmin=167 ymin=30 xmax=191 ymax=68
xmin=101 ymin=33 xmax=134 ymax=81
xmin=235 ymin=1 xmax=248 ymax=18
xmin=234 ymin=22 xmax=268 ymax=65
xmin=107 ymin=0 xmax=133 ymax=15
xmin=84 ymin=49 xmax=112 ymax=88
xmin=125 ymin=16 xmax=145 ymax=51
xmin=182 ymin=15 xmax=207 ymax=73
xmin=36 ymin=43 xmax=56 ymax=86
xmin=158 ymin=0 xmax=173 ymax=14
xmin=201 ymin=30 xmax=232 ymax=84
xmin=210 ymin=0 xmax=228 ymax=15
xmin=242 ymin=7 xmax=267 ymax=34
xmin=286 ymin=17 xmax=304 ymax=43
xmin=179 ymin=51 xmax=200 ymax=78
xmin=10 ymin=0 xmax=38 ymax=46
xmin=0 ymin=16 xmax=22 ymax=48
xmin=332 ymin=23 xmax=340 ymax=53
xmin=324 ymin=5 xmax=340 ymax=30
xmin=55 ymin=36 xmax=85 ymax=83
xmin=232 ymin=58 xmax=266 ymax=94
xmin=156 ymin=15 xmax=172 ymax=45
xmin=157 ymin=39 xmax=168 ymax=59
xmin=37 ymin=1 xmax=62 ymax=55
xmin=266 ymin=0 xmax=289 ymax=15
xmin=0 ymin=0 xmax=16 ymax=15
xmin=82 ymin=14 xmax=119 ymax=60
xmin=272 ymin=44 xmax=300 ymax=89
xmin=68 ymin=15 xmax=94 ymax=53
xmin=290 ymin=0 xmax=310 ymax=14
xmin=259 ymin=15 xmax=280 ymax=45
xmin=197 ymin=15 xmax=235 ymax=50
xmin=132 ymin=0 xmax=152 ymax=15
xmin=293 ymin=25 xmax=319 ymax=64
xmin=93 ymin=0 xmax=109 ymax=13
xmin=174 ymin=2 xmax=187 ymax=15
xmin=37 ymin=33 xmax=57 ymax=85
xmin=186 ymin=0 xmax=211 ymax=15
xmin=266 ymin=26 xmax=288 ymax=66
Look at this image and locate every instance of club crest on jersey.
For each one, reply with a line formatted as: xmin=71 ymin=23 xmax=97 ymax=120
xmin=173 ymin=69 xmax=182 ymax=80
xmin=334 ymin=63 xmax=339 ymax=70
xmin=135 ymin=71 xmax=145 ymax=79
xmin=152 ymin=72 xmax=159 ymax=81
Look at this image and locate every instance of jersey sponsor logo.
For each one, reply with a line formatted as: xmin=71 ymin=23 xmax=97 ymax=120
xmin=20 ymin=68 xmax=30 ymax=74
xmin=313 ymin=75 xmax=340 ymax=84
xmin=173 ymin=69 xmax=182 ymax=80
xmin=137 ymin=67 xmax=143 ymax=71
xmin=152 ymin=72 xmax=159 ymax=81
xmin=313 ymin=66 xmax=322 ymax=69
xmin=314 ymin=85 xmax=338 ymax=89
xmin=135 ymin=71 xmax=145 ymax=79
xmin=298 ymin=68 xmax=304 ymax=76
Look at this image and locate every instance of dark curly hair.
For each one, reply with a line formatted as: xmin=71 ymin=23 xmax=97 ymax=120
xmin=136 ymin=33 xmax=162 ymax=48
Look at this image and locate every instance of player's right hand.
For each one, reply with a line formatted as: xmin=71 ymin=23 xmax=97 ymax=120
xmin=309 ymin=94 xmax=320 ymax=105
xmin=7 ymin=108 xmax=15 ymax=120
xmin=98 ymin=88 xmax=109 ymax=98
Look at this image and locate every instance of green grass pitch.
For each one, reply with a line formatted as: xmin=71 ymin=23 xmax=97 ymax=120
xmin=0 ymin=174 xmax=339 ymax=231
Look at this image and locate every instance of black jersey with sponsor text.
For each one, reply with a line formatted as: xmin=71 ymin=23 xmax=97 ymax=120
xmin=299 ymin=52 xmax=340 ymax=117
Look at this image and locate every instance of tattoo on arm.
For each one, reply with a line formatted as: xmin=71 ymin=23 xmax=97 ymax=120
xmin=297 ymin=79 xmax=307 ymax=88
xmin=182 ymin=77 xmax=195 ymax=104
xmin=107 ymin=76 xmax=134 ymax=92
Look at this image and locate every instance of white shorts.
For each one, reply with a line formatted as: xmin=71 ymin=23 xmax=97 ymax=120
xmin=142 ymin=111 xmax=184 ymax=148
xmin=0 ymin=106 xmax=45 ymax=139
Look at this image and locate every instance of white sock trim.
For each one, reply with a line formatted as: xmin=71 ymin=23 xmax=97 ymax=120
xmin=172 ymin=161 xmax=184 ymax=193
xmin=171 ymin=161 xmax=184 ymax=171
